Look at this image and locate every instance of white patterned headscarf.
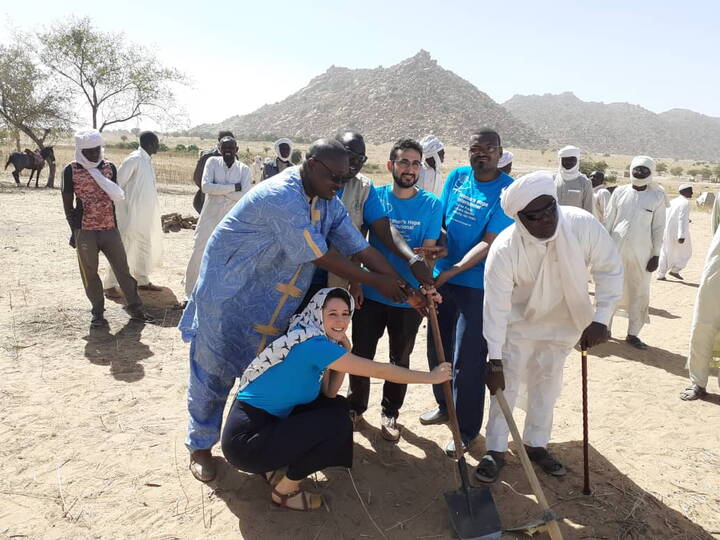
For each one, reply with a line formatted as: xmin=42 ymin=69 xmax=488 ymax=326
xmin=238 ymin=287 xmax=354 ymax=390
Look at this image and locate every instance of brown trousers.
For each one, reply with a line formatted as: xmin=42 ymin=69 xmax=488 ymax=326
xmin=75 ymin=228 xmax=142 ymax=316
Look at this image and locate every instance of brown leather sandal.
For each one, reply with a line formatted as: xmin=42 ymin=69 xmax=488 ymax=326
xmin=271 ymin=487 xmax=322 ymax=511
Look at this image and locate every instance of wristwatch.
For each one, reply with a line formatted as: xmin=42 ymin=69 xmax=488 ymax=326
xmin=408 ymin=253 xmax=424 ymax=266
xmin=489 ymin=360 xmax=503 ymax=373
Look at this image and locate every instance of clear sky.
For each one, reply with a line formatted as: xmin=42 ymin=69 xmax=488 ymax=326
xmin=2 ymin=0 xmax=718 ymax=130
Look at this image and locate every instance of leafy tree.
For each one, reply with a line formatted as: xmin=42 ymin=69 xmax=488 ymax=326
xmin=158 ymin=143 xmax=169 ymax=152
xmin=687 ymin=168 xmax=699 ymax=178
xmin=713 ymin=165 xmax=720 ymax=179
xmin=701 ymin=167 xmax=712 ymax=179
xmin=187 ymin=144 xmax=199 ymax=153
xmin=670 ymin=166 xmax=683 ymax=176
xmin=0 ymin=44 xmax=71 ymax=187
xmin=656 ymin=162 xmax=668 ymax=174
xmin=37 ymin=17 xmax=185 ymax=131
xmin=175 ymin=144 xmax=187 ymax=152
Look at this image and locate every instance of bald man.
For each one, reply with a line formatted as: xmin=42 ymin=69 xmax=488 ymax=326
xmin=180 ymin=139 xmax=412 ymax=483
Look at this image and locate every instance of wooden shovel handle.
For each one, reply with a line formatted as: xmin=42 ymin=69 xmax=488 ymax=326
xmin=426 ymin=298 xmax=465 ymax=461
xmin=495 ymin=388 xmax=564 ymax=540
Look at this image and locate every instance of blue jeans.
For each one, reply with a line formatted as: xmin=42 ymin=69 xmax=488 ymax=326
xmin=426 ymin=283 xmax=488 ymax=443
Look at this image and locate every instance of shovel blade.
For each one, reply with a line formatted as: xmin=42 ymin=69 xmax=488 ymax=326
xmin=444 ymin=486 xmax=502 ymax=540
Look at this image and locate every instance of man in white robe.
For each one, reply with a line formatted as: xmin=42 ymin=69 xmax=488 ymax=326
xmin=416 ymin=134 xmax=445 ymax=196
xmin=478 ymin=171 xmax=622 ymax=483
xmin=104 ymin=131 xmax=164 ymax=296
xmin=555 ymin=145 xmax=593 ymax=213
xmin=184 ymin=136 xmax=252 ymax=299
xmin=681 ymin=224 xmax=720 ymax=400
xmin=605 ymin=156 xmax=667 ymax=349
xmin=712 ymin=191 xmax=719 ymax=234
xmin=498 ymin=151 xmax=513 ymax=175
xmin=589 ymin=170 xmax=611 ymax=224
xmin=657 ymin=184 xmax=693 ymax=280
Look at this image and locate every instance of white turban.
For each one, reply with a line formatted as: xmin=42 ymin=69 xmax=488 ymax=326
xmin=498 ymin=151 xmax=513 ymax=168
xmin=679 ymin=183 xmax=693 ymax=192
xmin=274 ymin=138 xmax=292 ymax=162
xmin=501 ymin=170 xmax=557 ymax=220
xmin=420 ymin=134 xmax=444 ymax=169
xmin=501 ymin=170 xmax=595 ymax=333
xmin=557 ymin=145 xmax=581 ymax=181
xmin=629 ymin=155 xmax=669 ymax=207
xmin=74 ymin=129 xmax=124 ymax=202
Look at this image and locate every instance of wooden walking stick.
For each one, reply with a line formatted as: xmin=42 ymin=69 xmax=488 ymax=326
xmin=581 ymin=347 xmax=591 ymax=495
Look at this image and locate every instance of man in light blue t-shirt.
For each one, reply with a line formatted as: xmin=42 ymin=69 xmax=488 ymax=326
xmin=417 ymin=128 xmax=515 ymax=457
xmin=347 ymin=139 xmax=443 ymax=442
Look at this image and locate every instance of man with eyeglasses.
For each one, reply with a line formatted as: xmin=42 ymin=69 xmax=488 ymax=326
xmin=604 ymin=156 xmax=667 ymax=350
xmin=299 ymin=132 xmax=435 ymax=312
xmin=555 ymin=145 xmax=594 ymax=214
xmin=478 ymin=171 xmax=622 ymax=483
xmin=417 ymin=128 xmax=515 ymax=457
xmin=179 ymin=139 xmax=411 ymax=483
xmin=347 ymin=138 xmax=443 ymax=441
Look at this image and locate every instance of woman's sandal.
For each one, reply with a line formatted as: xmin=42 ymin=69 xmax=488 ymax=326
xmin=271 ymin=487 xmax=323 ymax=511
xmin=525 ymin=446 xmax=567 ymax=477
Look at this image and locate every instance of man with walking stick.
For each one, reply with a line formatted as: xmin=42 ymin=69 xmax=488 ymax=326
xmin=478 ymin=171 xmax=623 ymax=483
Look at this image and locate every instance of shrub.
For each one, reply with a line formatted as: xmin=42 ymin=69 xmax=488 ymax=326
xmin=158 ymin=143 xmax=169 ymax=152
xmin=187 ymin=144 xmax=199 ymax=153
xmin=670 ymin=166 xmax=683 ymax=176
xmin=175 ymin=144 xmax=187 ymax=152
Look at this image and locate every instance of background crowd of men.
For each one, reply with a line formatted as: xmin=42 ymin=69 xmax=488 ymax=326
xmin=59 ymin=126 xmax=720 ymax=488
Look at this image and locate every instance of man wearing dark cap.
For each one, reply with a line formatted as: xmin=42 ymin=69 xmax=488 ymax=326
xmin=179 ymin=139 xmax=413 ymax=483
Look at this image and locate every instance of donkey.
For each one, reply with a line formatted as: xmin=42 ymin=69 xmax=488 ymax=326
xmin=4 ymin=146 xmax=55 ymax=187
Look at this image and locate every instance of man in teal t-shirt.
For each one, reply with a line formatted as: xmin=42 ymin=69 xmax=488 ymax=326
xmin=418 ymin=129 xmax=515 ymax=457
xmin=348 ymin=139 xmax=443 ymax=442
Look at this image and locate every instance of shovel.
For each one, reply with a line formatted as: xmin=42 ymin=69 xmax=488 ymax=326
xmin=581 ymin=347 xmax=591 ymax=495
xmin=427 ymin=299 xmax=502 ymax=540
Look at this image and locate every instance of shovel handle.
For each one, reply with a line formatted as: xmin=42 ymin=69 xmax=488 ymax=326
xmin=581 ymin=347 xmax=591 ymax=495
xmin=427 ymin=298 xmax=465 ymax=461
xmin=495 ymin=389 xmax=564 ymax=540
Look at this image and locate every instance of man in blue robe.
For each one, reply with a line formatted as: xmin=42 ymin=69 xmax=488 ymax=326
xmin=180 ymin=139 xmax=411 ymax=481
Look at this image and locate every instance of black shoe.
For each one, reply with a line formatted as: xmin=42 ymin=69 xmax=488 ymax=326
xmin=474 ymin=452 xmax=506 ymax=483
xmin=419 ymin=407 xmax=448 ymax=425
xmin=126 ymin=309 xmax=154 ymax=323
xmin=626 ymin=335 xmax=648 ymax=350
xmin=90 ymin=314 xmax=108 ymax=328
xmin=525 ymin=446 xmax=566 ymax=477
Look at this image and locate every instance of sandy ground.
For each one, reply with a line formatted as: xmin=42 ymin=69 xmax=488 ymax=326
xmin=1 ymin=179 xmax=719 ymax=540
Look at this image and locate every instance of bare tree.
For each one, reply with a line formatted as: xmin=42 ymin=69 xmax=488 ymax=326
xmin=37 ymin=17 xmax=186 ymax=131
xmin=0 ymin=44 xmax=71 ymax=187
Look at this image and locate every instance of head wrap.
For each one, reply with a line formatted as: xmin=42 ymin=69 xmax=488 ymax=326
xmin=557 ymin=145 xmax=581 ymax=181
xmin=420 ymin=134 xmax=444 ymax=169
xmin=274 ymin=138 xmax=293 ymax=162
xmin=678 ymin=183 xmax=692 ymax=192
xmin=74 ymin=129 xmax=124 ymax=202
xmin=498 ymin=151 xmax=514 ymax=169
xmin=500 ymin=170 xmax=594 ymax=332
xmin=238 ymin=287 xmax=354 ymax=391
xmin=629 ymin=155 xmax=655 ymax=187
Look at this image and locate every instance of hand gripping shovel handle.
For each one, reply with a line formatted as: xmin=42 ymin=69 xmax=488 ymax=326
xmin=495 ymin=388 xmax=564 ymax=540
xmin=426 ymin=298 xmax=465 ymax=461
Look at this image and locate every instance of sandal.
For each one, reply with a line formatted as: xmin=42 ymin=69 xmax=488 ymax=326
xmin=474 ymin=452 xmax=506 ymax=484
xmin=138 ymin=283 xmax=163 ymax=291
xmin=525 ymin=446 xmax=566 ymax=477
xmin=271 ymin=486 xmax=323 ymax=511
xmin=189 ymin=458 xmax=217 ymax=483
xmin=259 ymin=469 xmax=285 ymax=487
xmin=680 ymin=384 xmax=707 ymax=401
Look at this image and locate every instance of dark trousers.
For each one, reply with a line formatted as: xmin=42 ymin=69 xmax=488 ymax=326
xmin=221 ymin=394 xmax=353 ymax=481
xmin=75 ymin=228 xmax=142 ymax=316
xmin=427 ymin=283 xmax=488 ymax=443
xmin=348 ymin=298 xmax=422 ymax=419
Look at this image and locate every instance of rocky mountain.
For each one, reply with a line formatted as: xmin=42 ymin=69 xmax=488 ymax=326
xmin=190 ymin=51 xmax=545 ymax=148
xmin=504 ymin=92 xmax=720 ymax=160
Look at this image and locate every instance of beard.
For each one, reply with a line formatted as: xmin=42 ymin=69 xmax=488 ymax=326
xmin=393 ymin=171 xmax=418 ymax=188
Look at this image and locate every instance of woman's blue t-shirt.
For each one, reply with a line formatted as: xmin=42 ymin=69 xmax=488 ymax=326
xmin=435 ymin=167 xmax=515 ymax=289
xmin=237 ymin=336 xmax=347 ymax=418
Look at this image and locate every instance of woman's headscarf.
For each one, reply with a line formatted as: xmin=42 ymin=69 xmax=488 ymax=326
xmin=238 ymin=287 xmax=354 ymax=391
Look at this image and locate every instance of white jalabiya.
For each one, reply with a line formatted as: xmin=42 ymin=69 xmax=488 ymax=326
xmin=592 ymin=184 xmax=611 ymax=223
xmin=687 ymin=226 xmax=720 ymax=387
xmin=604 ymin=183 xmax=666 ymax=335
xmin=184 ymin=157 xmax=252 ymax=298
xmin=104 ymin=148 xmax=163 ymax=287
xmin=712 ymin=193 xmax=720 ymax=234
xmin=483 ymin=171 xmax=623 ymax=451
xmin=417 ymin=163 xmax=444 ymax=196
xmin=657 ymin=195 xmax=692 ymax=278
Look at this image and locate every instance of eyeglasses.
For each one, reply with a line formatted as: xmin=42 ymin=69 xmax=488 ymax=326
xmin=394 ymin=159 xmax=422 ymax=169
xmin=347 ymin=150 xmax=368 ymax=165
xmin=469 ymin=144 xmax=499 ymax=155
xmin=313 ymin=158 xmax=349 ymax=184
xmin=519 ymin=200 xmax=557 ymax=221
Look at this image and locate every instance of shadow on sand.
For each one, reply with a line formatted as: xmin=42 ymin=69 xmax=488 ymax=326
xmin=83 ymin=320 xmax=152 ymax=382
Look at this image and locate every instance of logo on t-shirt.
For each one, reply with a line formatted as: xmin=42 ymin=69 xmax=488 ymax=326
xmin=453 ymin=174 xmax=468 ymax=191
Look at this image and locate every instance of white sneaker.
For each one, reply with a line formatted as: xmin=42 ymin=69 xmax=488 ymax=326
xmin=381 ymin=415 xmax=400 ymax=442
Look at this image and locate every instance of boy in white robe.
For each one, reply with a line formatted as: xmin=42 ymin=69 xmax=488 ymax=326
xmin=657 ymin=184 xmax=693 ymax=280
xmin=478 ymin=171 xmax=622 ymax=483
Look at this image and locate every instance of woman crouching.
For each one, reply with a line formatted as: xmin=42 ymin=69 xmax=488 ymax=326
xmin=221 ymin=287 xmax=451 ymax=511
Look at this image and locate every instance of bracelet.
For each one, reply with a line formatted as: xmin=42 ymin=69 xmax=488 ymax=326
xmin=408 ymin=253 xmax=424 ymax=266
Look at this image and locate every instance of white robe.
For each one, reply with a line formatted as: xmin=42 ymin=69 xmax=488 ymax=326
xmin=483 ymin=207 xmax=623 ymax=451
xmin=657 ymin=195 xmax=692 ymax=277
xmin=687 ymin=226 xmax=720 ymax=387
xmin=184 ymin=157 xmax=252 ymax=298
xmin=604 ymin=184 xmax=666 ymax=335
xmin=592 ymin=184 xmax=611 ymax=224
xmin=417 ymin=163 xmax=444 ymax=197
xmin=104 ymin=148 xmax=162 ymax=287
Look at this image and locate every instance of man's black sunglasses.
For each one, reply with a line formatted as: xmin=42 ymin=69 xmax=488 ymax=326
xmin=313 ymin=158 xmax=349 ymax=184
xmin=519 ymin=200 xmax=557 ymax=221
